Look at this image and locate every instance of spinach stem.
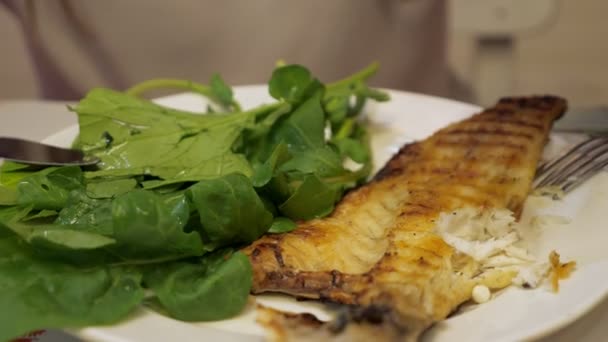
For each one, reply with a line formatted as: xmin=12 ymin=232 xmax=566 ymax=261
xmin=125 ymin=79 xmax=242 ymax=112
xmin=126 ymin=79 xmax=211 ymax=97
xmin=327 ymin=62 xmax=380 ymax=90
xmin=334 ymin=118 xmax=355 ymax=140
xmin=243 ymin=102 xmax=284 ymax=118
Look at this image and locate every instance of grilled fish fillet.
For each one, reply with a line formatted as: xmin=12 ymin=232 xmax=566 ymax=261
xmin=243 ymin=96 xmax=567 ymax=340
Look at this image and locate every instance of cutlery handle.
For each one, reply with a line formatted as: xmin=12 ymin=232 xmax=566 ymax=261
xmin=0 ymin=137 xmax=98 ymax=166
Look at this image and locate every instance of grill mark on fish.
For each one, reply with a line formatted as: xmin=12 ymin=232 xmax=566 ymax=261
xmin=435 ymin=138 xmax=528 ymax=151
xmin=251 ymin=242 xmax=286 ymax=267
xmin=499 ymin=95 xmax=564 ymax=111
xmin=444 ymin=128 xmax=534 ymax=140
xmin=374 ymin=143 xmax=420 ymax=181
xmin=244 ymin=96 xmax=567 ymax=341
xmin=471 ymin=117 xmax=545 ymax=131
xmin=430 ymin=167 xmax=480 ymax=179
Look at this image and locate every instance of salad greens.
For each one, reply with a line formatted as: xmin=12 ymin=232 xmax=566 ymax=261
xmin=0 ymin=62 xmax=388 ymax=340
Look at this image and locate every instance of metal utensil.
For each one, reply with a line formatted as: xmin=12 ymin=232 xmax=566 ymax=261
xmin=534 ymin=135 xmax=608 ymax=193
xmin=0 ymin=137 xmax=99 ymax=166
xmin=532 ymin=107 xmax=608 ymax=193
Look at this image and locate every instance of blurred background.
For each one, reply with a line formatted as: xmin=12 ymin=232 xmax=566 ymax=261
xmin=448 ymin=0 xmax=608 ymax=107
xmin=0 ymin=0 xmax=606 ymax=109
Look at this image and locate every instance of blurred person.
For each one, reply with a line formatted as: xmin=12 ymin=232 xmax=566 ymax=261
xmin=1 ymin=0 xmax=460 ymax=100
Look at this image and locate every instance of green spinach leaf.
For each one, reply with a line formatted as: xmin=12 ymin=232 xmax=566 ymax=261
xmin=0 ymin=161 xmax=32 ymax=172
xmin=22 ymin=209 xmax=58 ymax=222
xmin=278 ymin=146 xmax=344 ymax=178
xmin=29 ymin=228 xmax=117 ymax=250
xmin=279 ymin=174 xmax=338 ymax=220
xmin=0 ymin=185 xmax=17 ymax=205
xmin=209 ymin=74 xmax=235 ymax=110
xmin=332 ymin=137 xmax=369 ymax=164
xmin=74 ymin=89 xmax=251 ymax=165
xmin=143 ymin=250 xmax=252 ymax=321
xmin=268 ymin=217 xmax=297 ymax=234
xmin=0 ymin=209 xmax=116 ymax=251
xmin=112 ymin=190 xmax=204 ymax=259
xmin=187 ymin=174 xmax=272 ymax=247
xmin=139 ymin=153 xmax=252 ymax=189
xmin=17 ymin=167 xmax=83 ymax=210
xmin=251 ymin=143 xmax=291 ymax=187
xmin=56 ymin=192 xmax=114 ymax=236
xmin=269 ymin=65 xmax=315 ymax=104
xmin=0 ymin=237 xmax=144 ymax=341
xmin=75 ymin=89 xmax=255 ymax=186
xmin=269 ymin=91 xmax=326 ymax=153
xmin=86 ymin=178 xmax=138 ymax=199
xmin=188 ymin=174 xmax=272 ymax=246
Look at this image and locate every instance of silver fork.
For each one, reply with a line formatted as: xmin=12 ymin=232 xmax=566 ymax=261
xmin=533 ymin=135 xmax=608 ymax=193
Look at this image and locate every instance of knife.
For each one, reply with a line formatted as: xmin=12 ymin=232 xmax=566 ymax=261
xmin=0 ymin=137 xmax=99 ymax=166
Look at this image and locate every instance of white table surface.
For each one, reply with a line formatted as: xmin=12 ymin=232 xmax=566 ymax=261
xmin=1 ymin=100 xmax=606 ymax=342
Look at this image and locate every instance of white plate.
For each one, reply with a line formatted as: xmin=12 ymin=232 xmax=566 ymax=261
xmin=42 ymin=86 xmax=608 ymax=342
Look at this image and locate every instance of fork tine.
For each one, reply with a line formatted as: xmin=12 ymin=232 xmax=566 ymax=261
xmin=537 ymin=137 xmax=608 ymax=188
xmin=562 ymin=158 xmax=608 ymax=193
xmin=536 ymin=137 xmax=599 ymax=176
xmin=551 ymin=149 xmax=608 ymax=190
xmin=534 ymin=136 xmax=608 ymax=188
xmin=549 ymin=144 xmax=608 ymax=186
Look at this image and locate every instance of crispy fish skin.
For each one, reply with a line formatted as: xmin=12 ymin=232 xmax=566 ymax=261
xmin=243 ymin=96 xmax=567 ymax=340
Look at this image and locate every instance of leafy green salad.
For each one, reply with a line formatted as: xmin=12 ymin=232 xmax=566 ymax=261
xmin=0 ymin=63 xmax=388 ymax=340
